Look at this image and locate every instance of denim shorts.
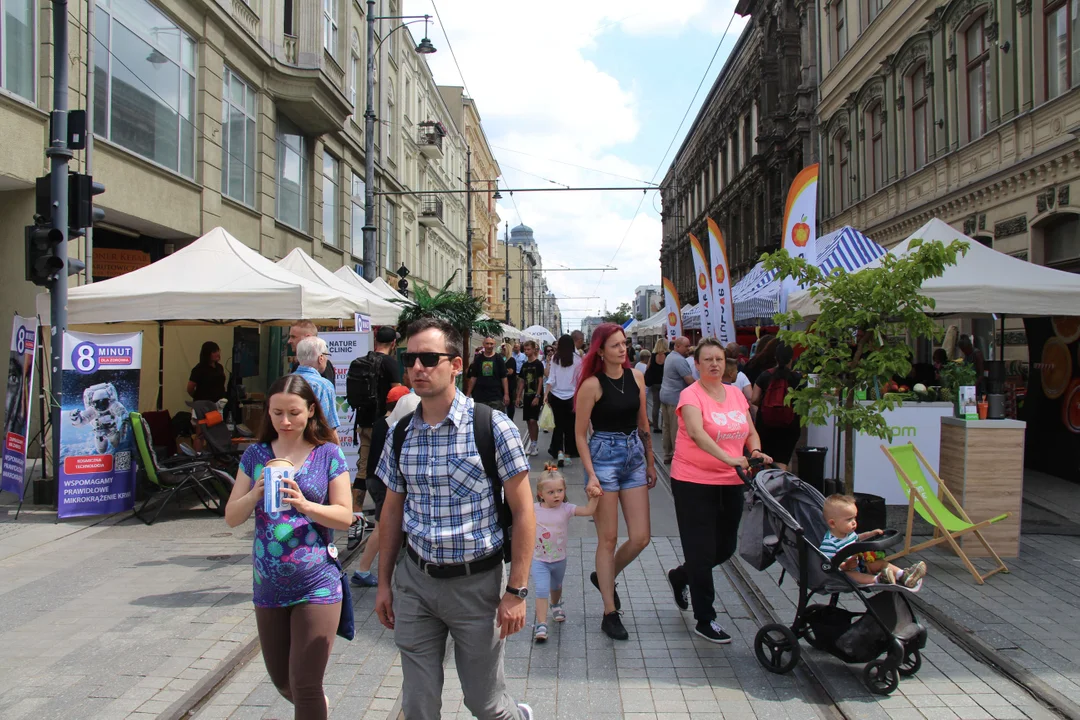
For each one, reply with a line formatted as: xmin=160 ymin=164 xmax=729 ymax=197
xmin=589 ymin=431 xmax=647 ymax=493
xmin=531 ymin=558 xmax=567 ymax=599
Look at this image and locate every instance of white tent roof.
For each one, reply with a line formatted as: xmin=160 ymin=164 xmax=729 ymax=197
xmin=278 ymin=249 xmax=400 ymax=324
xmin=789 ymin=218 xmax=1080 ymax=318
xmin=373 ymin=277 xmax=409 ymax=302
xmin=38 ymin=227 xmax=366 ymax=325
xmin=634 ymin=307 xmax=669 ymax=331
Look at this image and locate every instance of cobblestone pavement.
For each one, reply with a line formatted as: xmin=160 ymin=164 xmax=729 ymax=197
xmin=741 ymin=554 xmax=1061 ymax=720
xmin=899 ymin=534 xmax=1080 ymax=711
xmin=0 ymin=504 xmax=256 ymax=720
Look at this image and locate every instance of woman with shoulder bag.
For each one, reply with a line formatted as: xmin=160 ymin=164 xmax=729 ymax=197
xmin=665 ymin=339 xmax=771 ymax=644
xmin=644 ymin=338 xmax=667 ymax=433
xmin=225 ymin=375 xmax=353 ymax=720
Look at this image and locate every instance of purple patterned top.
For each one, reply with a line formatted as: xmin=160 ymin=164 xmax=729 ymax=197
xmin=239 ymin=442 xmax=348 ymax=608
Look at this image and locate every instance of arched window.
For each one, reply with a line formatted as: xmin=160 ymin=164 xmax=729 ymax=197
xmin=867 ymin=103 xmax=885 ymax=193
xmin=910 ymin=63 xmax=929 ymax=171
xmin=964 ymin=17 xmax=989 ymax=139
xmin=835 ymin=129 xmax=850 ymax=210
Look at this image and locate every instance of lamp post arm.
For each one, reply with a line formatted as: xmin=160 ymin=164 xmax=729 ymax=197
xmin=362 ymin=0 xmax=378 ymax=281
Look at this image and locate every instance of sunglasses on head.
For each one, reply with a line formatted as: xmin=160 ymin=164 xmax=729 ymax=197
xmin=403 ymin=351 xmax=458 ymax=368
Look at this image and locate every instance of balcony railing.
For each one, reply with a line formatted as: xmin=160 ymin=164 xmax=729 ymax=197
xmin=419 ymin=194 xmax=444 ymax=227
xmin=418 ymin=128 xmax=444 ymax=159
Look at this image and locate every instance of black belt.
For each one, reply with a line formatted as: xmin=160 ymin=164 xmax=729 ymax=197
xmin=405 ymin=544 xmax=503 ymax=579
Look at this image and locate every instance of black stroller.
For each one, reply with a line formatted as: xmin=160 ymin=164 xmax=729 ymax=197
xmin=738 ymin=465 xmax=927 ymax=695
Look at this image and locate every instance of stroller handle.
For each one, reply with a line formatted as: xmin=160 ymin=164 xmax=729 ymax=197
xmin=735 ymin=456 xmax=767 ymax=485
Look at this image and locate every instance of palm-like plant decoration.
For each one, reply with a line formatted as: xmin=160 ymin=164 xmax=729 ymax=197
xmin=392 ymin=277 xmax=503 ymax=349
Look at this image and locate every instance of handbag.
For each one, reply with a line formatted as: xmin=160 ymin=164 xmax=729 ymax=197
xmin=538 ymin=402 xmax=555 ymax=432
xmin=327 ymin=544 xmax=355 ymax=641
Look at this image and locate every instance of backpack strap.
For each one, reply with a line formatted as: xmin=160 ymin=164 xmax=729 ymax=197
xmin=390 ymin=406 xmax=421 ymax=482
xmin=472 ymin=402 xmax=512 ymax=562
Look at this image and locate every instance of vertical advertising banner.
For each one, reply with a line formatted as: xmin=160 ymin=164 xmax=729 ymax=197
xmin=707 ymin=218 xmax=736 ymax=345
xmin=688 ymin=233 xmax=715 ymax=339
xmin=662 ymin=278 xmax=682 ymax=343
xmin=323 ymin=325 xmax=372 ymax=470
xmin=2 ymin=316 xmax=38 ymax=499
xmin=58 ymin=331 xmax=142 ymax=518
xmin=779 ymin=164 xmax=819 ymax=313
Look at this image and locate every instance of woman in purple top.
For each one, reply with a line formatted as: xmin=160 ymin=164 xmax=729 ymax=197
xmin=225 ymin=374 xmax=352 ymax=720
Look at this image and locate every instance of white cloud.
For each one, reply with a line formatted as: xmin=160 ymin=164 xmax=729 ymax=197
xmin=403 ymin=0 xmax=745 ymax=330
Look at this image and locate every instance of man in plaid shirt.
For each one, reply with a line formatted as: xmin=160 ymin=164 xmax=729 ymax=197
xmin=375 ymin=317 xmax=536 ymax=720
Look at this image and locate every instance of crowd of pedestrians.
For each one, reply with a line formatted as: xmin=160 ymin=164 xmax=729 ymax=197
xmin=225 ymin=318 xmax=806 ymax=720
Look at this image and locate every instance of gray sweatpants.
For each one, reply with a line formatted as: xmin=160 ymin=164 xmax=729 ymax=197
xmin=393 ymin=554 xmax=523 ymax=720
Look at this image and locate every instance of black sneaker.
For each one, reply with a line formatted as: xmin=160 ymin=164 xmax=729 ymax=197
xmin=590 ymin=571 xmax=621 ymax=611
xmin=601 ymin=611 xmax=629 ymax=640
xmin=694 ymin=620 xmax=732 ymax=644
xmin=668 ymin=568 xmax=690 ymax=611
xmin=346 ymin=517 xmax=362 ymax=551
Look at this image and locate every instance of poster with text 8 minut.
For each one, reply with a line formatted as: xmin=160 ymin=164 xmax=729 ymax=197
xmin=58 ymin=331 xmax=142 ymax=518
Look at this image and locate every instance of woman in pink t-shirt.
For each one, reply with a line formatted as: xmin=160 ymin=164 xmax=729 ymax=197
xmin=666 ymin=339 xmax=772 ymax=644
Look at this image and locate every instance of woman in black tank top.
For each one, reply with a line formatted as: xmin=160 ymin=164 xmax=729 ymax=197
xmin=574 ymin=323 xmax=655 ymax=641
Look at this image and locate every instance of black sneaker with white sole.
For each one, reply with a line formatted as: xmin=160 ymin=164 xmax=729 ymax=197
xmin=694 ymin=620 xmax=732 ymax=644
xmin=668 ymin=568 xmax=690 ymax=611
xmin=601 ymin=611 xmax=629 ymax=640
xmin=346 ymin=518 xmax=362 ymax=551
xmin=590 ymin=571 xmax=621 ymax=611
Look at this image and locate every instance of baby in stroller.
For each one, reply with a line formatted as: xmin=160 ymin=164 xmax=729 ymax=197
xmin=822 ymin=494 xmax=927 ymax=588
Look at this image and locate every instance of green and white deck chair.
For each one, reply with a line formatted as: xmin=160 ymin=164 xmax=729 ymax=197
xmin=131 ymin=411 xmax=231 ymax=525
xmin=881 ymin=443 xmax=1009 ymax=585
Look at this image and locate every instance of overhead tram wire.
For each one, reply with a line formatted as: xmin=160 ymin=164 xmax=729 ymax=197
xmin=491 ymin=145 xmax=659 ymax=186
xmin=591 ymin=8 xmax=741 ymax=297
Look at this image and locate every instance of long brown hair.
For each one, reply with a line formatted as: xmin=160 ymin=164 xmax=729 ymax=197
xmin=256 ymin=375 xmax=337 ymax=446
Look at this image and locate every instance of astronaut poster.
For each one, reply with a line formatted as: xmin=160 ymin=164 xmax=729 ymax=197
xmin=2 ymin=315 xmax=38 ymax=500
xmin=58 ymin=331 xmax=142 ymax=518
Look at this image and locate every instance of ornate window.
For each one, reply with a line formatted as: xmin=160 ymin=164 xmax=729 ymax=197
xmin=836 ymin=0 xmax=848 ymax=58
xmin=868 ymin=103 xmax=884 ymax=193
xmin=1046 ymin=0 xmax=1080 ymax=99
xmin=910 ymin=63 xmax=929 ymax=171
xmin=965 ymin=18 xmax=989 ymax=140
xmin=835 ymin=130 xmax=850 ymax=210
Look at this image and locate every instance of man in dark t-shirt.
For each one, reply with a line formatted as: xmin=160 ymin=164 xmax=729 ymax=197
xmin=466 ymin=336 xmax=509 ymax=413
xmin=516 ymin=340 xmax=545 ymax=456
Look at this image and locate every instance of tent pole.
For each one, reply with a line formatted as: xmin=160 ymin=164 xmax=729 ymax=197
xmin=998 ymin=314 xmax=1005 ymax=361
xmin=156 ymin=322 xmax=164 ymax=410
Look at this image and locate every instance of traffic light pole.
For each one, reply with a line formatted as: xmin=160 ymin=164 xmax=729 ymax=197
xmin=47 ymin=0 xmax=72 ymax=501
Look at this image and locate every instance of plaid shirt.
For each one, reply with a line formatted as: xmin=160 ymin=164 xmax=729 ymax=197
xmin=376 ymin=390 xmax=530 ymax=565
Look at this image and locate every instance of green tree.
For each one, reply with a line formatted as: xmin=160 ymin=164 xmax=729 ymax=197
xmin=393 ymin=278 xmax=503 ymax=372
xmin=763 ymin=237 xmax=967 ymax=494
xmin=603 ymin=302 xmax=633 ymax=325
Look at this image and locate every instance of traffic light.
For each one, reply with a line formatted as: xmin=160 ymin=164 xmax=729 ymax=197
xmin=69 ymin=173 xmax=105 ymax=229
xmin=25 ymin=225 xmax=65 ymax=286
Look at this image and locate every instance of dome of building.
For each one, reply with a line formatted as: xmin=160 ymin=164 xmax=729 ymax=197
xmin=510 ymin=223 xmax=534 ymax=244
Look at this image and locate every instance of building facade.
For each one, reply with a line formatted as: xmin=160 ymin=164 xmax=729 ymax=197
xmin=0 ymin=0 xmax=489 ymax=324
xmin=659 ymin=0 xmax=818 ymax=305
xmin=817 ymin=0 xmax=1080 ymax=275
xmin=633 ymin=284 xmax=662 ymax=320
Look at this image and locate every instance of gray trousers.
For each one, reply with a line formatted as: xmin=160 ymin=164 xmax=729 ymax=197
xmin=661 ymin=402 xmax=679 ymax=465
xmin=393 ymin=554 xmax=523 ymax=720
xmin=647 ymin=385 xmax=661 ymax=429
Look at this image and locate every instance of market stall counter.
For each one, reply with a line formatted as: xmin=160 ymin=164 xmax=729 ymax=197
xmin=939 ymin=416 xmax=1026 ymax=558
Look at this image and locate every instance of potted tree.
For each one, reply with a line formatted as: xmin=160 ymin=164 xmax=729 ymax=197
xmin=763 ymin=237 xmax=966 ymax=496
xmin=393 ymin=276 xmax=503 ymax=380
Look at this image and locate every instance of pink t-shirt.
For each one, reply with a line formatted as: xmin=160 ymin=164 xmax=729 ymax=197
xmin=669 ymin=381 xmax=751 ymax=485
xmin=533 ymin=501 xmax=577 ymax=562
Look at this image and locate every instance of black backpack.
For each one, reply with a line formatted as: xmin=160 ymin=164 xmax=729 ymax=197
xmin=391 ymin=402 xmax=512 ymax=562
xmin=346 ymin=351 xmax=382 ymax=428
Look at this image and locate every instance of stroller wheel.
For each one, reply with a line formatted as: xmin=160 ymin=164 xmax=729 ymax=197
xmin=754 ymin=624 xmax=800 ymax=674
xmin=898 ymin=648 xmax=921 ymax=677
xmin=863 ymin=659 xmax=900 ymax=695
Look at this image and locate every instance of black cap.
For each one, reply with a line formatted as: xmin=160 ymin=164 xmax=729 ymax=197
xmin=375 ymin=326 xmax=398 ymax=344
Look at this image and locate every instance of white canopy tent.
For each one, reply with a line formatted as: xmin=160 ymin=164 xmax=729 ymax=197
xmin=277 ymin=249 xmax=400 ymax=324
xmin=634 ymin=307 xmax=669 ymax=332
xmin=373 ymin=277 xmax=409 ymax=302
xmin=522 ymin=325 xmax=556 ymax=343
xmin=333 ymin=266 xmax=411 ymax=306
xmin=37 ymin=227 xmax=367 ymax=325
xmin=789 ymin=218 xmax=1080 ymax=318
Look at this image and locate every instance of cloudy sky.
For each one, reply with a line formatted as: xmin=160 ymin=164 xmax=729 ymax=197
xmin=403 ymin=0 xmax=748 ymax=331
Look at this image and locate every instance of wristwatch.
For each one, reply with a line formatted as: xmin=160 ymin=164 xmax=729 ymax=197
xmin=505 ymin=585 xmax=529 ymax=599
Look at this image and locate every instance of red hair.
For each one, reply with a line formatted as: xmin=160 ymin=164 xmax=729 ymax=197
xmin=575 ymin=323 xmax=631 ymax=405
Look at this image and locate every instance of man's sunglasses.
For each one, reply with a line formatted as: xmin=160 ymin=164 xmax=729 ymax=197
xmin=403 ymin=352 xmax=458 ymax=368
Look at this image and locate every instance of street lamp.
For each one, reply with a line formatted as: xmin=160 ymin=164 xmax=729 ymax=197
xmin=363 ymin=2 xmax=435 ymax=282
xmin=504 ymin=220 xmax=510 ymax=324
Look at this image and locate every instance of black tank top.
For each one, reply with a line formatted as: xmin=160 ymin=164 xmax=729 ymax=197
xmin=591 ymin=372 xmax=641 ymax=434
